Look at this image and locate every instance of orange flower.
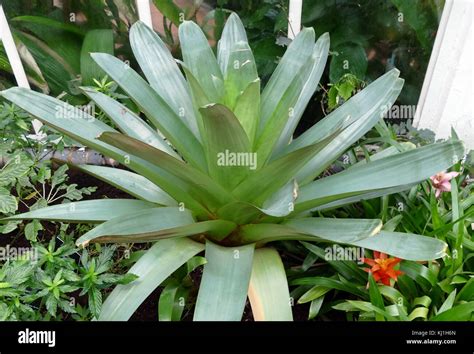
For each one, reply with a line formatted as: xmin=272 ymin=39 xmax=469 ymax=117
xmin=362 ymin=251 xmax=403 ymax=286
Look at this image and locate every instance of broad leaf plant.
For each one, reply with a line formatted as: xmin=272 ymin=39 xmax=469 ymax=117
xmin=0 ymin=14 xmax=463 ymax=321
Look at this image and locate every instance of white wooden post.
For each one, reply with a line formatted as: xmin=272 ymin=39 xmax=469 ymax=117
xmin=0 ymin=5 xmax=42 ymax=134
xmin=288 ymin=0 xmax=303 ymax=39
xmin=136 ymin=0 xmax=153 ymax=29
xmin=413 ymin=0 xmax=473 ymax=150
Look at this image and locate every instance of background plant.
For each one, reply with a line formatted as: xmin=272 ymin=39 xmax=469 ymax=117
xmin=0 ymin=230 xmax=135 ymax=321
xmin=287 ymin=139 xmax=473 ymax=321
xmin=0 ymin=0 xmax=139 ymax=102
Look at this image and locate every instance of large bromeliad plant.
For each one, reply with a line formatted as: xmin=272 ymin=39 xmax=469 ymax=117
xmin=1 ymin=13 xmax=464 ymax=321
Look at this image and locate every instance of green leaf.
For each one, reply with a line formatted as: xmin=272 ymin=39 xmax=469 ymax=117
xmin=292 ymin=70 xmax=404 ymax=183
xmin=99 ymin=238 xmax=204 ymax=320
xmin=233 ymin=131 xmax=338 ymax=204
xmin=14 ymin=31 xmax=75 ymax=96
xmin=333 ymin=300 xmax=395 ymax=320
xmin=330 ymin=43 xmax=367 ymax=82
xmin=90 ymin=53 xmax=206 ymax=170
xmin=309 ymin=184 xmax=417 ymax=212
xmin=255 ymin=58 xmax=315 ymax=164
xmin=296 ymin=140 xmax=465 ymax=212
xmin=223 ymin=41 xmax=258 ymax=109
xmin=241 ymin=218 xmax=381 ymax=244
xmin=407 ymin=306 xmax=429 ymax=321
xmin=456 ymin=278 xmax=474 ymax=302
xmin=194 ymin=241 xmax=254 ymax=321
xmin=301 ymin=242 xmax=367 ymax=283
xmin=80 ymin=87 xmax=179 ymax=158
xmin=89 ymin=287 xmax=103 ymax=319
xmin=0 ymin=153 xmax=33 ymax=186
xmin=3 ymin=199 xmax=155 ymax=223
xmin=179 ymin=21 xmax=224 ymax=103
xmin=437 ymin=289 xmax=457 ymax=314
xmin=233 ymin=79 xmax=260 ymax=144
xmin=273 ymin=32 xmax=330 ymax=155
xmin=308 ymin=296 xmax=325 ymax=320
xmin=259 ymin=28 xmax=315 ymax=133
xmin=0 ymin=188 xmax=17 ymax=214
xmin=379 ymin=285 xmax=407 ymax=307
xmin=159 ymin=280 xmax=187 ymax=321
xmin=199 ymin=103 xmax=251 ymax=190
xmin=217 ymin=180 xmax=298 ymax=224
xmin=351 ymin=142 xmax=417 ymax=169
xmin=71 ymin=165 xmax=176 ymax=206
xmin=368 ymin=274 xmax=386 ymax=321
xmin=298 ymin=286 xmax=331 ymax=304
xmin=413 ymin=295 xmax=432 ymax=308
xmin=400 ymin=261 xmax=437 ymax=292
xmin=217 ymin=12 xmax=248 ymax=75
xmin=248 ymin=248 xmax=293 ymax=321
xmin=76 ymin=208 xmax=236 ymax=246
xmin=80 ymin=30 xmax=114 ymax=85
xmin=24 ymin=220 xmax=43 ymax=242
xmin=285 ymin=217 xmax=382 ymax=243
xmin=11 ymin=16 xmax=86 ymax=36
xmin=430 ymin=302 xmax=474 ymax=321
xmin=152 ymin=0 xmax=182 ymax=26
xmin=99 ymin=132 xmax=234 ymax=211
xmin=280 ymin=69 xmax=398 ymax=157
xmin=451 ymin=176 xmax=464 ymax=270
xmin=351 ymin=231 xmax=447 ymax=261
xmin=129 ymin=21 xmax=199 ymax=139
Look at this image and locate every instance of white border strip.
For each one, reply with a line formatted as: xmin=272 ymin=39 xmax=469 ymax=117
xmin=0 ymin=5 xmax=29 ymax=88
xmin=288 ymin=0 xmax=303 ymax=39
xmin=136 ymin=0 xmax=153 ymax=29
xmin=0 ymin=4 xmax=42 ymax=133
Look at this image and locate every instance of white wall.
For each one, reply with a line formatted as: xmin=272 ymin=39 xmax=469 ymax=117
xmin=414 ymin=0 xmax=474 ymax=151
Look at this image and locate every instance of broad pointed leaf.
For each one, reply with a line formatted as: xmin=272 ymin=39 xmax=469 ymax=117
xmin=99 ymin=132 xmax=235 ymax=211
xmin=233 ymin=79 xmax=260 ymax=144
xmin=130 ymin=21 xmax=199 ymax=139
xmin=351 ymin=231 xmax=447 ymax=261
xmin=217 ymin=180 xmax=298 ymax=224
xmin=259 ymin=28 xmax=315 ymax=132
xmin=233 ymin=130 xmax=338 ymax=204
xmin=240 ymin=218 xmax=382 ymax=244
xmin=296 ymin=140 xmax=464 ymax=212
xmin=179 ymin=21 xmax=224 ymax=103
xmin=273 ymin=32 xmax=330 ymax=154
xmin=255 ymin=58 xmax=315 ymax=164
xmin=98 ymin=238 xmax=204 ymax=320
xmin=223 ymin=41 xmax=258 ymax=109
xmin=72 ymin=165 xmax=176 ymax=206
xmin=76 ymin=208 xmax=236 ymax=246
xmin=248 ymin=248 xmax=293 ymax=321
xmin=200 ymin=104 xmax=251 ymax=190
xmin=194 ymin=241 xmax=255 ymax=321
xmin=80 ymin=29 xmax=113 ymax=85
xmin=3 ymin=199 xmax=155 ymax=223
xmin=295 ymin=70 xmax=404 ymax=183
xmin=90 ymin=53 xmax=206 ymax=169
xmin=217 ymin=12 xmax=248 ymax=75
xmin=81 ymin=86 xmax=179 ymax=158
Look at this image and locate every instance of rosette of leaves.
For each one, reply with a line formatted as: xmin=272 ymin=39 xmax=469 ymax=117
xmin=0 ymin=13 xmax=464 ymax=321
